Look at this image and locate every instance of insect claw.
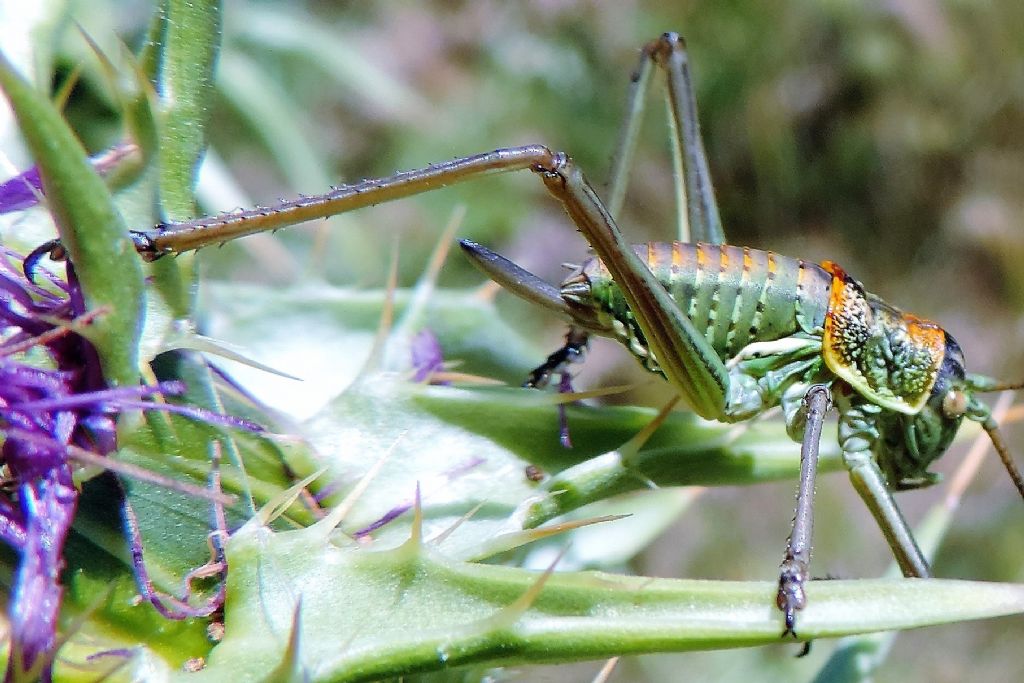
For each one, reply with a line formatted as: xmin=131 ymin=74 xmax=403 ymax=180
xmin=24 ymin=239 xmax=66 ymax=282
xmin=779 ymin=604 xmax=800 ymax=640
xmin=776 ymin=553 xmax=809 ymax=638
xmin=128 ymin=230 xmax=158 ymax=256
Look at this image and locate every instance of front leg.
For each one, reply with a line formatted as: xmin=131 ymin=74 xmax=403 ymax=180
xmin=836 ymin=397 xmax=931 ymax=579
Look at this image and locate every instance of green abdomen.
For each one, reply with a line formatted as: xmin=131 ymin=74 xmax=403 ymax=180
xmin=570 ymin=242 xmax=831 ymax=362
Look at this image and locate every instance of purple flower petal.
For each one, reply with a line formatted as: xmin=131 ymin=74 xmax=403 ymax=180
xmin=0 ymin=142 xmax=138 ymax=215
xmin=0 ymin=166 xmax=43 ymax=214
xmin=0 ymin=247 xmax=248 ymax=680
xmin=7 ymin=468 xmax=76 ymax=680
xmin=411 ymin=328 xmax=447 ymax=384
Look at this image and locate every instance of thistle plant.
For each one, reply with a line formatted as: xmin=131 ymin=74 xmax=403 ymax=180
xmin=1 ymin=3 xmax=1024 ymax=682
xmin=0 ymin=248 xmax=249 ymax=680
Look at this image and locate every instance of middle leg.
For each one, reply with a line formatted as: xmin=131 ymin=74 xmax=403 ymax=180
xmin=777 ymin=384 xmax=832 ymax=637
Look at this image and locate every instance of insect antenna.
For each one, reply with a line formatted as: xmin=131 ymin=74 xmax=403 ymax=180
xmin=980 ymin=417 xmax=1024 ymax=500
xmin=963 ymin=374 xmax=1024 ymax=499
xmin=979 ymin=381 xmax=1024 ymax=392
xmin=965 ymin=375 xmax=1024 ymax=393
xmin=964 ymin=376 xmax=1024 ymax=499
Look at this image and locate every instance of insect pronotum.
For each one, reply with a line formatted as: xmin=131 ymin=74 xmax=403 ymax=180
xmin=31 ymin=32 xmax=1024 ymax=637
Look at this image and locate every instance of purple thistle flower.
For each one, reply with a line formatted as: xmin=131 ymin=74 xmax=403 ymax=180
xmin=0 ymin=246 xmax=245 ymax=681
xmin=0 ymin=142 xmax=138 ymax=215
xmin=0 ymin=246 xmax=107 ymax=680
xmin=410 ymin=328 xmax=449 ymax=385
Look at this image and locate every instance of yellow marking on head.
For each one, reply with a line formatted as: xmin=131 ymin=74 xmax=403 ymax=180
xmin=821 ymin=261 xmax=945 ymax=413
xmin=821 ymin=261 xmax=867 ymax=377
xmin=903 ymin=312 xmax=947 ymax=366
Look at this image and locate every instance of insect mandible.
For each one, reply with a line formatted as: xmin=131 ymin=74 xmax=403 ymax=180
xmin=30 ymin=32 xmax=1024 ymax=637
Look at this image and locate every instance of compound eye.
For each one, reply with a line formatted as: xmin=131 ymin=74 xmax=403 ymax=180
xmin=942 ymin=389 xmax=968 ymax=418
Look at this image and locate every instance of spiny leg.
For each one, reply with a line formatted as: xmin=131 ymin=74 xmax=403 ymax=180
xmin=604 ymin=38 xmax=655 ymax=222
xmin=777 ymin=384 xmax=831 ymax=637
xmin=606 ymin=33 xmax=725 ymax=245
xmin=131 ymin=35 xmax=723 ymax=257
xmin=133 ymin=147 xmax=559 ymax=259
xmin=122 ymin=44 xmax=732 ymax=418
xmin=126 ymin=138 xmax=729 ymax=418
xmin=780 ymin=386 xmax=937 ymax=635
xmin=134 ymin=34 xmax=720 ymax=255
xmin=653 ymin=33 xmax=726 ymax=244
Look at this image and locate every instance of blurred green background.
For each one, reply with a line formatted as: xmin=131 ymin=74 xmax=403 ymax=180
xmin=3 ymin=0 xmax=1024 ymax=680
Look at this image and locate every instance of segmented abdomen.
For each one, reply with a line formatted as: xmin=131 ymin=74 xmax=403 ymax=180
xmin=570 ymin=242 xmax=832 ymax=362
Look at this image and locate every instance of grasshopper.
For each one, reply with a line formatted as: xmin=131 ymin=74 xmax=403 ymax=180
xmin=31 ymin=32 xmax=1023 ymax=636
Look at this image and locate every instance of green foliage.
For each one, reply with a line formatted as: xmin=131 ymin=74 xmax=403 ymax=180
xmin=1 ymin=1 xmax=1023 ymax=682
xmin=183 ymin=508 xmax=1024 ymax=681
xmin=0 ymin=48 xmax=143 ymax=387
